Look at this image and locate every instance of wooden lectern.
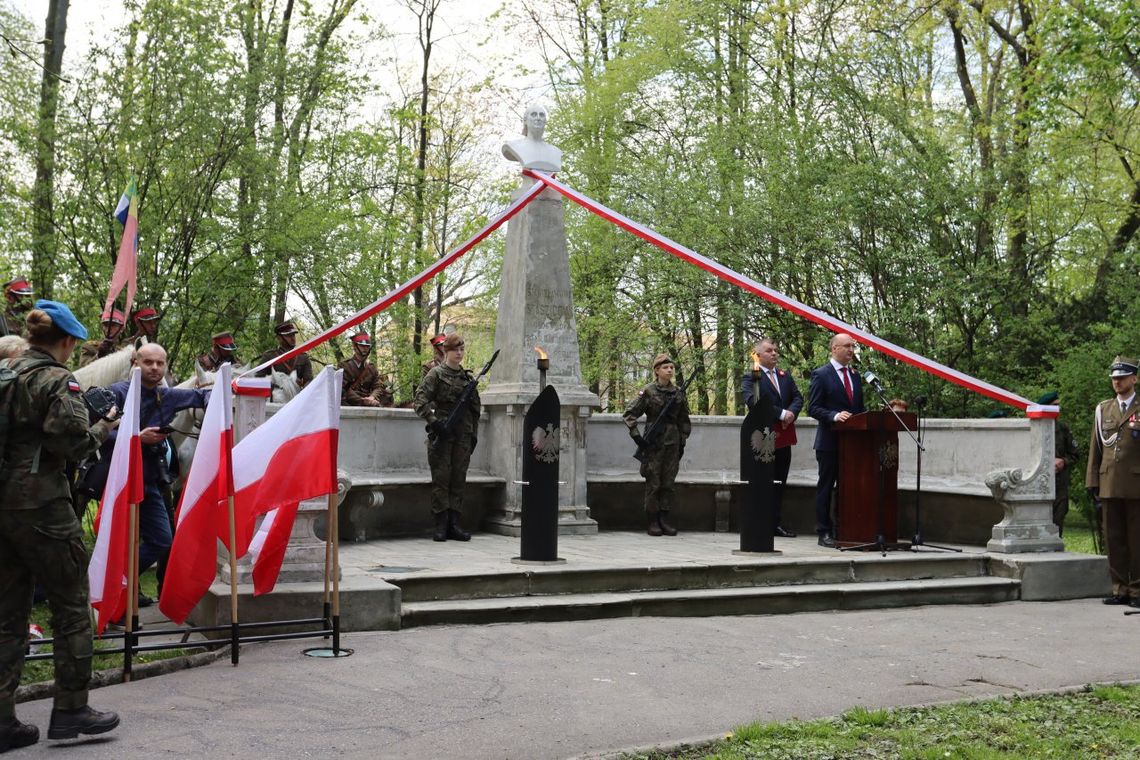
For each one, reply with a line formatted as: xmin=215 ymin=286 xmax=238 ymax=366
xmin=834 ymin=410 xmax=917 ymax=546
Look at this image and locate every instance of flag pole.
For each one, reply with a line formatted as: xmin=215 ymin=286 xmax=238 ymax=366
xmin=226 ymin=494 xmax=240 ymax=666
xmin=124 ymin=501 xmax=139 ymax=682
xmin=323 ymin=492 xmax=333 ymax=638
xmin=331 ymin=489 xmax=341 ymax=655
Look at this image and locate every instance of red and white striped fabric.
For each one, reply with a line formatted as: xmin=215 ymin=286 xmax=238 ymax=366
xmin=89 ymin=366 xmax=143 ymax=634
xmin=232 ymin=366 xmax=342 ymax=595
xmin=158 ymin=364 xmax=233 ymax=624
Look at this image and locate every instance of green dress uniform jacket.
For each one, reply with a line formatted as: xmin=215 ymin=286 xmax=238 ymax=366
xmin=1086 ymin=395 xmax=1140 ymax=599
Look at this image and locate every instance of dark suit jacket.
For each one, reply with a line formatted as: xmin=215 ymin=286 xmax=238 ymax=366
xmin=808 ymin=362 xmax=864 ymax=451
xmin=742 ymin=368 xmax=803 ymax=447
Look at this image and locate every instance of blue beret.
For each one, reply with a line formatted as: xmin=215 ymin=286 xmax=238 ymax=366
xmin=34 ymin=299 xmax=88 ymax=340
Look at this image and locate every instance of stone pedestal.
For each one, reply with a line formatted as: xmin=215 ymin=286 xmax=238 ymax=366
xmin=984 ymin=417 xmax=1065 ymax=553
xmin=482 ymin=178 xmax=599 ymax=535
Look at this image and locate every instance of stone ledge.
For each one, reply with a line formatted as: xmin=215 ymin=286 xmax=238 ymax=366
xmin=348 ymin=470 xmax=505 ymax=488
xmin=987 ymin=552 xmax=1110 ymax=601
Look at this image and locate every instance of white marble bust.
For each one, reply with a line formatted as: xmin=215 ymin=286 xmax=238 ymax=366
xmin=502 ymin=102 xmax=562 ymax=172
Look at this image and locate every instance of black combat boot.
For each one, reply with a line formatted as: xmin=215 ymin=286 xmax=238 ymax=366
xmin=47 ymin=706 xmax=120 ymax=740
xmin=446 ymin=510 xmax=471 ymax=541
xmin=648 ymin=514 xmax=664 ymax=536
xmin=658 ymin=512 xmax=678 ymax=536
xmin=433 ymin=511 xmax=448 ymax=542
xmin=0 ymin=719 xmax=39 ymax=752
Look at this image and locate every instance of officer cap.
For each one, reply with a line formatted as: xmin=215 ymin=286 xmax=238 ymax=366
xmin=430 ymin=333 xmax=447 ymax=348
xmin=132 ymin=307 xmax=160 ymax=323
xmin=34 ymin=299 xmax=88 ymax=340
xmin=275 ymin=320 xmax=298 ymax=336
xmin=985 ymin=408 xmax=1009 ymax=419
xmin=350 ymin=333 xmax=372 ymax=348
xmin=441 ymin=334 xmax=464 ymax=351
xmin=652 ymin=353 xmax=674 ymax=370
xmin=1035 ymin=391 xmax=1059 ymax=405
xmin=1109 ymin=356 xmax=1138 ymax=378
xmin=101 ymin=308 xmax=125 ymax=326
xmin=4 ymin=277 xmax=33 ymax=296
xmin=212 ymin=332 xmax=238 ymax=352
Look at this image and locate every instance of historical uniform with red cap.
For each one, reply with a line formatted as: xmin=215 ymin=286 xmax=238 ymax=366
xmin=255 ymin=320 xmax=314 ymax=388
xmin=420 ymin=333 xmax=447 ymax=379
xmin=126 ymin=307 xmax=161 ymax=344
xmin=1087 ymin=356 xmax=1140 ymax=608
xmin=414 ymin=333 xmax=479 ymax=541
xmin=337 ymin=334 xmax=391 ymax=407
xmin=77 ymin=309 xmax=127 ymax=367
xmin=623 ymin=352 xmax=691 ymax=536
xmin=2 ymin=277 xmax=34 ymax=338
xmin=198 ymin=332 xmax=238 ymax=372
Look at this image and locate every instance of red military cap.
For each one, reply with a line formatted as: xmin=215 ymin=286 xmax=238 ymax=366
xmin=430 ymin=333 xmax=447 ymax=348
xmin=350 ymin=333 xmax=372 ymax=348
xmin=101 ymin=308 xmax=125 ymax=325
xmin=4 ymin=277 xmax=33 ymax=296
xmin=132 ymin=307 xmax=160 ymax=323
xmin=212 ymin=332 xmax=238 ymax=351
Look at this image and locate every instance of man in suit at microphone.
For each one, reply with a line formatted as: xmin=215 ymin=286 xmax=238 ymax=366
xmin=741 ymin=338 xmax=803 ymax=537
xmin=808 ymin=333 xmax=865 ymax=547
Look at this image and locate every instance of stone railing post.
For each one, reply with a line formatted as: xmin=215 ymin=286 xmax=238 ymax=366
xmin=985 ymin=416 xmax=1064 ymax=553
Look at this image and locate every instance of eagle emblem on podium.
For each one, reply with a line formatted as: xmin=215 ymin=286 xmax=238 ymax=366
xmin=750 ymin=427 xmax=777 ymax=463
xmin=531 ymin=423 xmax=560 ymax=463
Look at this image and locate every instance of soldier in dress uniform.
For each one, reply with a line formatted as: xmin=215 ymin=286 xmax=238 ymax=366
xmin=1 ymin=277 xmax=34 ymax=337
xmin=623 ymin=353 xmax=692 ymax=536
xmin=1087 ymin=357 xmax=1140 ymax=608
xmin=198 ymin=332 xmax=238 ymax=372
xmin=0 ymin=301 xmax=122 ymax=749
xmin=127 ymin=307 xmax=161 ymax=344
xmin=420 ymin=333 xmax=446 ymax=379
xmin=77 ymin=309 xmax=127 ymax=367
xmin=414 ymin=333 xmax=479 ymax=542
xmin=254 ymin=320 xmax=314 ymax=388
xmin=1038 ymin=391 xmax=1079 ymax=537
xmin=338 ymin=334 xmax=390 ymax=407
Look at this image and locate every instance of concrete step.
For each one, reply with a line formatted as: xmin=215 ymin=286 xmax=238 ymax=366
xmin=399 ymin=576 xmax=1020 ymax=628
xmin=391 ymin=554 xmax=991 ymax=602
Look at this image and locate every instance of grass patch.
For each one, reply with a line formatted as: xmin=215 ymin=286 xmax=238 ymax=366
xmin=622 ymin=685 xmax=1140 ymax=759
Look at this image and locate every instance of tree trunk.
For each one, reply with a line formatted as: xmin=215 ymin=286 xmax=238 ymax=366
xmin=31 ymin=0 xmax=69 ymax=298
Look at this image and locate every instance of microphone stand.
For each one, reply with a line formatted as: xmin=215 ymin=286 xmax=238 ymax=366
xmin=908 ymin=396 xmax=960 ymax=553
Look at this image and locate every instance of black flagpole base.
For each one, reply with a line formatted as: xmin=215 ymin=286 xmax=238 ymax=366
xmin=908 ymin=533 xmax=963 ymax=553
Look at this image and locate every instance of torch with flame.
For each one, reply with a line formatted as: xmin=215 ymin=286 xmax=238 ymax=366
xmin=751 ymin=352 xmax=762 ymax=376
xmin=535 ymin=346 xmax=549 ymax=390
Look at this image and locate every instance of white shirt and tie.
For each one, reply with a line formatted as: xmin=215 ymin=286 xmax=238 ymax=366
xmin=761 ymin=366 xmax=794 ymax=424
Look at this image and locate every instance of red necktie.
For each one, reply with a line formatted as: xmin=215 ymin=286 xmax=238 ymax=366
xmin=841 ymin=367 xmax=853 ymax=404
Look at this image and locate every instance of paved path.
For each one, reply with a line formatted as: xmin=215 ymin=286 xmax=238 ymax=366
xmin=13 ymin=600 xmax=1140 ymax=759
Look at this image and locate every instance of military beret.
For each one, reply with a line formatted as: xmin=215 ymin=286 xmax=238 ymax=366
xmin=350 ymin=333 xmax=372 ymax=348
xmin=985 ymin=409 xmax=1009 ymax=419
xmin=132 ymin=307 xmax=160 ymax=323
xmin=212 ymin=332 xmax=237 ymax=351
xmin=275 ymin=320 xmax=298 ymax=336
xmin=652 ymin=353 xmax=674 ymax=369
xmin=34 ymin=299 xmax=88 ymax=340
xmin=4 ymin=277 xmax=33 ymax=296
xmin=101 ymin=308 xmax=125 ymax=326
xmin=1109 ymin=356 xmax=1138 ymax=378
xmin=441 ymin=334 xmax=464 ymax=351
xmin=1036 ymin=391 xmax=1059 ymax=406
xmin=430 ymin=333 xmax=447 ymax=348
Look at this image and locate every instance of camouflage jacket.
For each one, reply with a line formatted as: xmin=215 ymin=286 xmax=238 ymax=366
xmin=1054 ymin=419 xmax=1079 ymax=492
xmin=623 ymin=382 xmax=692 ymax=447
xmin=414 ymin=364 xmax=480 ymax=438
xmin=1 ymin=348 xmax=114 ymax=510
xmin=256 ymin=347 xmax=314 ymax=387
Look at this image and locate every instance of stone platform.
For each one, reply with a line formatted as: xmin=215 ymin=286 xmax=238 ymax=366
xmin=193 ymin=530 xmax=1109 ymax=633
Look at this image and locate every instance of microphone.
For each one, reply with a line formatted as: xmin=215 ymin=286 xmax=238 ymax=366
xmin=862 ymin=370 xmax=886 ymax=395
xmin=912 ymin=395 xmax=927 ymax=408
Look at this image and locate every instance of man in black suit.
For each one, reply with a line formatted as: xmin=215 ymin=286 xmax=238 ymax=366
xmin=741 ymin=338 xmax=803 ymax=537
xmin=808 ymin=332 xmax=865 ymax=547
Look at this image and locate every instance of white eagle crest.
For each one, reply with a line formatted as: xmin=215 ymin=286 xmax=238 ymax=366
xmin=531 ymin=423 xmax=560 ymax=463
xmin=750 ymin=427 xmax=777 ymax=463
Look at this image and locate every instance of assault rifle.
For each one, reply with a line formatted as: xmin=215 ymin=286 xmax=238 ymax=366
xmin=429 ymin=349 xmax=500 ymax=451
xmin=633 ymin=366 xmax=701 ymax=463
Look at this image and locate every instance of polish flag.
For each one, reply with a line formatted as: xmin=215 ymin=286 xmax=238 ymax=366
xmin=158 ymin=364 xmax=232 ymax=624
xmin=232 ymin=366 xmax=342 ymax=595
xmin=89 ymin=366 xmax=143 ymax=634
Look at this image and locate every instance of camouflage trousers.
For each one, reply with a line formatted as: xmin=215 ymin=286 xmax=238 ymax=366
xmin=427 ymin=435 xmax=473 ymax=515
xmin=1052 ymin=487 xmax=1070 ymax=537
xmin=640 ymin=443 xmax=680 ymax=515
xmin=0 ymin=499 xmax=93 ymax=719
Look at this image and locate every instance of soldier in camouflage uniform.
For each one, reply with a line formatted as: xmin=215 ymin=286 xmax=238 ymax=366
xmin=338 ymin=334 xmax=393 ymax=407
xmin=414 ymin=333 xmax=480 ymax=542
xmin=77 ymin=308 xmax=126 ymax=368
xmin=0 ymin=301 xmax=121 ymax=751
xmin=255 ymin=320 xmax=314 ymax=388
xmin=1 ymin=277 xmax=33 ymax=338
xmin=1038 ymin=391 xmax=1079 ymax=537
xmin=624 ymin=353 xmax=692 ymax=536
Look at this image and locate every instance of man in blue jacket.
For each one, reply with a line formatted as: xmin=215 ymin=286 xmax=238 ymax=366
xmin=808 ymin=333 xmax=864 ymax=547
